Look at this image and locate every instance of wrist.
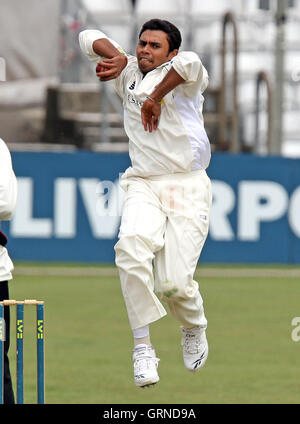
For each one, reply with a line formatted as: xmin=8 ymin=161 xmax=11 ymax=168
xmin=119 ymin=53 xmax=128 ymax=67
xmin=146 ymin=95 xmax=162 ymax=105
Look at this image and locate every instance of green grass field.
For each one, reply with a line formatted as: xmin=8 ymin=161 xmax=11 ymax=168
xmin=6 ymin=263 xmax=300 ymax=404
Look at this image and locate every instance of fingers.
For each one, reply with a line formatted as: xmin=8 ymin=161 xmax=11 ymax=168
xmin=96 ymin=63 xmax=105 ymax=73
xmin=141 ymin=113 xmax=159 ymax=132
xmin=96 ymin=61 xmax=119 ymax=81
xmin=98 ymin=75 xmax=117 ymax=82
xmin=141 ymin=100 xmax=161 ymax=132
xmin=96 ymin=68 xmax=118 ymax=81
xmin=141 ymin=114 xmax=151 ymax=132
xmin=96 ymin=69 xmax=114 ymax=77
xmin=95 ymin=55 xmax=127 ymax=83
xmin=153 ymin=116 xmax=159 ymax=131
xmin=97 ymin=61 xmax=115 ymax=70
xmin=101 ymin=58 xmax=116 ymax=65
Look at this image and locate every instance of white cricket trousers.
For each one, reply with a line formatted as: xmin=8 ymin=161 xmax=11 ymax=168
xmin=114 ymin=170 xmax=212 ymax=330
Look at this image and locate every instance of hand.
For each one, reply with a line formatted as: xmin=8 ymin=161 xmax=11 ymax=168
xmin=141 ymin=99 xmax=161 ymax=132
xmin=96 ymin=55 xmax=127 ymax=82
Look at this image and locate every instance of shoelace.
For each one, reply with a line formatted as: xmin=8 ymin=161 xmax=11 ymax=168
xmin=182 ymin=329 xmax=204 ymax=354
xmin=134 ymin=354 xmax=160 ymax=373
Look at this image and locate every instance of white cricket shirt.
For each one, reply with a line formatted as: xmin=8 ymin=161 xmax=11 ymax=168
xmin=79 ymin=30 xmax=211 ymax=178
xmin=0 ymin=138 xmax=17 ymax=281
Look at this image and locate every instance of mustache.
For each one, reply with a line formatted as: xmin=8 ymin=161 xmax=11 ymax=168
xmin=139 ymin=56 xmax=153 ymax=61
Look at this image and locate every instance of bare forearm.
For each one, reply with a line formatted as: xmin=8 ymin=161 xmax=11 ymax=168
xmin=150 ymin=68 xmax=185 ymax=103
xmin=141 ymin=68 xmax=185 ymax=132
xmin=93 ymin=38 xmax=127 ymax=81
xmin=92 ymin=38 xmax=123 ymax=59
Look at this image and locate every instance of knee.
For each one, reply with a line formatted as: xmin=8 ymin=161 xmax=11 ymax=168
xmin=159 ymin=275 xmax=198 ymax=302
xmin=115 ymin=235 xmax=154 ymax=270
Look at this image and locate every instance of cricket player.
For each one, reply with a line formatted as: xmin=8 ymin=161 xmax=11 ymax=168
xmin=79 ymin=19 xmax=212 ymax=387
xmin=0 ymin=138 xmax=18 ymax=402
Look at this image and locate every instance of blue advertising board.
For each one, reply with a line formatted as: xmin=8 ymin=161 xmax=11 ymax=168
xmin=2 ymin=151 xmax=300 ymax=264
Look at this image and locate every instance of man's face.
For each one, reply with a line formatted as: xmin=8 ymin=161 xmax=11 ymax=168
xmin=136 ymin=30 xmax=178 ymax=74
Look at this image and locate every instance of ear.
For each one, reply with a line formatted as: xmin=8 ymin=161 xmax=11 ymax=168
xmin=168 ymin=49 xmax=178 ymax=60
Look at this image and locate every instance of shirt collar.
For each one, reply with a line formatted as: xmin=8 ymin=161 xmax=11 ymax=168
xmin=140 ymin=60 xmax=171 ymax=78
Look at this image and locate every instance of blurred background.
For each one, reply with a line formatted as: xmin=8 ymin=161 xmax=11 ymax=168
xmin=1 ymin=1 xmax=300 ymax=405
xmin=1 ymin=0 xmax=300 ymax=264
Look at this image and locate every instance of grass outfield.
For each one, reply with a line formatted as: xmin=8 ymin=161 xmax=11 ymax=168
xmin=5 ymin=263 xmax=300 ymax=404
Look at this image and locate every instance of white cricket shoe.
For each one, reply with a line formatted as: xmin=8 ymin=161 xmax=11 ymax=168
xmin=181 ymin=326 xmax=208 ymax=372
xmin=133 ymin=344 xmax=160 ymax=387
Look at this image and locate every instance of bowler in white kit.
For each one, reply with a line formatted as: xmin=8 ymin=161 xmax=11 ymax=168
xmin=79 ymin=18 xmax=212 ymax=387
xmin=0 ymin=138 xmax=18 ymax=402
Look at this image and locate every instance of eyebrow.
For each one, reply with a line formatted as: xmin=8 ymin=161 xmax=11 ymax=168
xmin=139 ymin=40 xmax=162 ymax=47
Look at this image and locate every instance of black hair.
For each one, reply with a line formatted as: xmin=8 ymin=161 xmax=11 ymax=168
xmin=139 ymin=19 xmax=182 ymax=53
